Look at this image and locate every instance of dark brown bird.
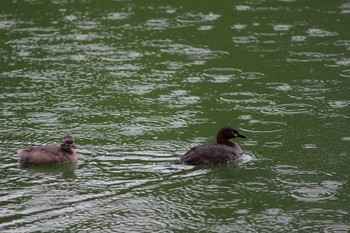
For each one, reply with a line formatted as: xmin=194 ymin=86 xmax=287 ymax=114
xmin=180 ymin=126 xmax=246 ymax=165
xmin=19 ymin=135 xmax=78 ymax=166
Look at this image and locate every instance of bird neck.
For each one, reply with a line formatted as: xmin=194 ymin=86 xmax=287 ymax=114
xmin=60 ymin=143 xmax=73 ymax=152
xmin=217 ymin=134 xmax=234 ymax=146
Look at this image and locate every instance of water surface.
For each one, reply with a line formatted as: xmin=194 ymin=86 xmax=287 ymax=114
xmin=1 ymin=0 xmax=350 ymax=232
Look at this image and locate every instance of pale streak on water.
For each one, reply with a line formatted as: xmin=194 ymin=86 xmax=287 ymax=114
xmin=1 ymin=0 xmax=350 ymax=232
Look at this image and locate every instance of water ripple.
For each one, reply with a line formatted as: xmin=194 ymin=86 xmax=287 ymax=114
xmin=105 ymin=12 xmax=130 ymax=20
xmin=261 ymin=103 xmax=314 ymax=115
xmin=160 ymin=43 xmax=228 ymax=61
xmin=220 ymin=91 xmax=265 ymax=103
xmin=232 ymin=36 xmax=258 ymax=44
xmin=0 ymin=20 xmax=16 ymax=29
xmin=274 ymin=165 xmax=342 ymax=202
xmin=204 ymin=68 xmax=242 ymax=82
xmin=306 ymin=28 xmax=338 ymax=37
xmin=241 ymin=120 xmax=287 ymax=133
xmin=273 ymin=24 xmax=293 ymax=31
xmin=328 ymin=100 xmax=350 ymax=109
xmin=287 ymin=51 xmax=338 ymax=63
xmin=176 ymin=12 xmax=220 ymax=24
xmin=145 ymin=18 xmax=170 ymax=30
xmin=240 ymin=72 xmax=264 ymax=80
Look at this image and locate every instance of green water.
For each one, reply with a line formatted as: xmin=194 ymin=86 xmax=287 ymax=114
xmin=1 ymin=0 xmax=350 ymax=232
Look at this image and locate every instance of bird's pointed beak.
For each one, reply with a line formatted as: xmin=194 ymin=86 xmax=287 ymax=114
xmin=237 ymin=133 xmax=246 ymax=138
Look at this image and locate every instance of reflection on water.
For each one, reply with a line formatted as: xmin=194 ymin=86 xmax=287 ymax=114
xmin=19 ymin=162 xmax=78 ymax=176
xmin=1 ymin=0 xmax=350 ymax=232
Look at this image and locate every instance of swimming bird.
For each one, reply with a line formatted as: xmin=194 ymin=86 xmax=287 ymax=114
xmin=19 ymin=135 xmax=78 ymax=166
xmin=180 ymin=126 xmax=246 ymax=165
